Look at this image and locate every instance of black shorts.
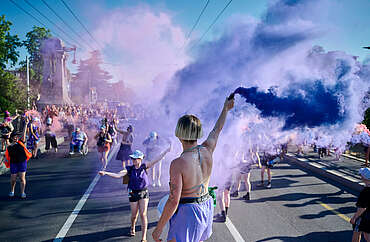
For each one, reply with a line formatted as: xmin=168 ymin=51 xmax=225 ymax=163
xmin=353 ymin=212 xmax=370 ymax=233
xmin=128 ymin=189 xmax=149 ymax=202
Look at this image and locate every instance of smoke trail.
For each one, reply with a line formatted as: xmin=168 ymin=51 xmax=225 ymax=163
xmin=233 ymin=80 xmax=347 ymax=130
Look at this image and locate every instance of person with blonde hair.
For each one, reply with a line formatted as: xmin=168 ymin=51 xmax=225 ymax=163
xmin=152 ymin=97 xmax=234 ymax=242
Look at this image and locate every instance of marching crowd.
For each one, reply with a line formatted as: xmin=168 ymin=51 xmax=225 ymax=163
xmin=1 ymin=97 xmax=369 ymax=242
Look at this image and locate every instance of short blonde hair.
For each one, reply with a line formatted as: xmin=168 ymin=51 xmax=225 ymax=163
xmin=175 ymin=115 xmax=203 ymax=141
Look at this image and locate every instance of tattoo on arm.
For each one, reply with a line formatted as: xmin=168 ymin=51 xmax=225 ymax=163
xmin=169 ymin=182 xmax=177 ymax=201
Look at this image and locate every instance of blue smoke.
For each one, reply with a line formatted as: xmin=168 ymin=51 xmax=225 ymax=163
xmin=234 ymin=80 xmax=347 ymax=130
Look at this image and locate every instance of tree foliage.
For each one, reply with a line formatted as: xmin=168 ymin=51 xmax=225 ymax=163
xmin=71 ymin=50 xmax=112 ymax=103
xmin=0 ymin=69 xmax=27 ymax=113
xmin=0 ymin=15 xmax=22 ymax=69
xmin=23 ymin=26 xmax=51 ymax=87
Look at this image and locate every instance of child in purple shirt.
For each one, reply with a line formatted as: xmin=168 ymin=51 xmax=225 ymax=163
xmin=99 ymin=146 xmax=170 ymax=242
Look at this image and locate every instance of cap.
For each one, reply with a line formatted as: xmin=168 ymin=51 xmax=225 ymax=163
xmin=76 ymin=127 xmax=80 ymax=132
xmin=129 ymin=150 xmax=145 ymax=159
xmin=359 ymin=168 xmax=370 ymax=180
xmin=150 ymin=131 xmax=157 ymax=139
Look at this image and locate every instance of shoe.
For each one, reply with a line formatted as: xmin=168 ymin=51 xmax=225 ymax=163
xmin=257 ymin=182 xmax=264 ymax=187
xmin=69 ymin=151 xmax=74 ymax=155
xmin=243 ymin=192 xmax=250 ymax=200
xmin=266 ymin=182 xmax=271 ymax=189
xmin=152 ymin=183 xmax=156 ymax=187
xmin=214 ymin=213 xmax=222 ymax=219
xmin=214 ymin=211 xmax=226 ymax=222
xmin=230 ymin=191 xmax=239 ymax=197
xmin=8 ymin=192 xmax=14 ymax=197
xmin=79 ymin=151 xmax=83 ymax=155
xmin=157 ymin=181 xmax=161 ymax=187
xmin=129 ymin=227 xmax=135 ymax=237
xmin=21 ymin=193 xmax=26 ymax=198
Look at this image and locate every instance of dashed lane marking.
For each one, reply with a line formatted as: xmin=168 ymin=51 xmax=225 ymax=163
xmin=317 ymin=201 xmax=350 ymax=223
xmin=54 ymin=145 xmax=119 ymax=242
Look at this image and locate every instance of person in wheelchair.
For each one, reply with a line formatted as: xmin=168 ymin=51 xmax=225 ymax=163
xmin=69 ymin=127 xmax=88 ymax=155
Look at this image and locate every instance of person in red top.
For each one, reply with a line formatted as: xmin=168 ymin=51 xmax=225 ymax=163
xmin=4 ymin=117 xmax=32 ymax=198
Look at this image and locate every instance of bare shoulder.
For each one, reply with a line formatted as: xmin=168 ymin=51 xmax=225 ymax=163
xmin=170 ymin=157 xmax=185 ymax=171
xmin=200 ymin=141 xmax=214 ymax=155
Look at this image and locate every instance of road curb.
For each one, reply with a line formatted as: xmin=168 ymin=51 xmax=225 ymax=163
xmin=285 ymin=154 xmax=364 ymax=193
xmin=0 ymin=137 xmax=65 ymax=176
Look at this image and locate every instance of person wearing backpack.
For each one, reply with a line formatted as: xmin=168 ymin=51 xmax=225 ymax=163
xmin=99 ymin=146 xmax=171 ymax=242
xmin=4 ymin=117 xmax=31 ymax=198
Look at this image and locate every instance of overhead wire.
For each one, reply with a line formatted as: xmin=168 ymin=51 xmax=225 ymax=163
xmin=24 ymin=0 xmax=81 ymax=49
xmin=8 ymin=0 xmax=76 ymax=47
xmin=40 ymin=0 xmax=95 ymax=51
xmin=190 ymin=0 xmax=233 ymax=50
xmin=182 ymin=0 xmax=210 ymax=48
xmin=59 ymin=0 xmax=104 ymax=50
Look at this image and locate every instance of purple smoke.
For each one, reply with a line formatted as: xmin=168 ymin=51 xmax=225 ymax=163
xmin=233 ymin=79 xmax=347 ymax=130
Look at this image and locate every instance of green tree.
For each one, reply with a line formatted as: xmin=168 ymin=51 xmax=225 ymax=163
xmin=23 ymin=26 xmax=51 ymax=88
xmin=0 ymin=69 xmax=27 ymax=113
xmin=71 ymin=50 xmax=112 ymax=103
xmin=0 ymin=15 xmax=25 ymax=113
xmin=0 ymin=15 xmax=22 ymax=68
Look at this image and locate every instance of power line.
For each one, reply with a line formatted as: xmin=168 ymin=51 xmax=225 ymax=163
xmin=40 ymin=0 xmax=95 ymax=51
xmin=24 ymin=0 xmax=81 ymax=48
xmin=190 ymin=0 xmax=233 ymax=50
xmin=185 ymin=0 xmax=210 ymax=42
xmin=8 ymin=0 xmax=76 ymax=47
xmin=59 ymin=0 xmax=103 ymax=50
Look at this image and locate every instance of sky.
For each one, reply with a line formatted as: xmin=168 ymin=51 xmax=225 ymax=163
xmin=2 ymin=0 xmax=370 ymax=84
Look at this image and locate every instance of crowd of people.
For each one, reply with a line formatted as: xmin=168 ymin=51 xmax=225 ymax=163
xmin=1 ymin=96 xmax=369 ymax=242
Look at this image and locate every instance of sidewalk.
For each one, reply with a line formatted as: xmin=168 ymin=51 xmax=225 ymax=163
xmin=0 ymin=136 xmax=65 ymax=175
xmin=285 ymin=149 xmax=367 ymax=192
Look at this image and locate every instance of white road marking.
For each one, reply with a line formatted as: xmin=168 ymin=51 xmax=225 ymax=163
xmin=225 ymin=217 xmax=246 ymax=242
xmin=54 ymin=145 xmax=119 ymax=242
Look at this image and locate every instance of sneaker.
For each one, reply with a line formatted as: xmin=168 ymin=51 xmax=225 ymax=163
xmin=157 ymin=181 xmax=161 ymax=187
xmin=152 ymin=183 xmax=156 ymax=187
xmin=79 ymin=151 xmax=83 ymax=155
xmin=8 ymin=192 xmax=14 ymax=197
xmin=243 ymin=192 xmax=250 ymax=201
xmin=266 ymin=182 xmax=271 ymax=189
xmin=214 ymin=213 xmax=222 ymax=219
xmin=214 ymin=211 xmax=226 ymax=222
xmin=21 ymin=193 xmax=26 ymax=198
xmin=230 ymin=191 xmax=239 ymax=197
xmin=69 ymin=151 xmax=74 ymax=155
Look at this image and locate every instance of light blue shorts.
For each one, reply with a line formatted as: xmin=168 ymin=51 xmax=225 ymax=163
xmin=167 ymin=197 xmax=214 ymax=242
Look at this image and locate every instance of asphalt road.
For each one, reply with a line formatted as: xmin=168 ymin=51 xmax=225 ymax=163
xmin=0 ymin=142 xmax=363 ymax=242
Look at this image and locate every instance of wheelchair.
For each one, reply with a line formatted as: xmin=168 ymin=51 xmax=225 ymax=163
xmin=66 ymin=142 xmax=89 ymax=158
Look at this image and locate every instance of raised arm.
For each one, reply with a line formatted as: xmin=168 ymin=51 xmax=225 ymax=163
xmin=99 ymin=169 xmax=127 ymax=178
xmin=152 ymin=159 xmax=182 ymax=241
xmin=146 ymin=145 xmax=171 ymax=169
xmin=114 ymin=122 xmax=126 ymax=134
xmin=203 ymin=97 xmax=234 ymax=153
xmin=20 ymin=118 xmax=30 ymax=143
